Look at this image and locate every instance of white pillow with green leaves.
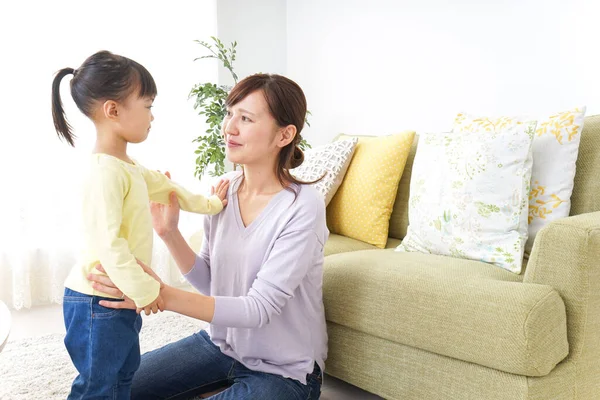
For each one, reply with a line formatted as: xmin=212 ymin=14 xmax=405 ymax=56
xmin=454 ymin=107 xmax=587 ymax=253
xmin=397 ymin=118 xmax=536 ymax=273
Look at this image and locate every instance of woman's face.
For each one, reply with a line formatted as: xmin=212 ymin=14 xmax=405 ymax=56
xmin=223 ymin=90 xmax=284 ymax=167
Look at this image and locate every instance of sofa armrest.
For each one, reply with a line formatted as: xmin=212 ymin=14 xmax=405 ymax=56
xmin=524 ymin=211 xmax=600 ymax=368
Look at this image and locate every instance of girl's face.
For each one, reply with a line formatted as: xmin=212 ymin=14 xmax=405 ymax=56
xmin=223 ymin=90 xmax=284 ymax=167
xmin=117 ymin=93 xmax=155 ymax=144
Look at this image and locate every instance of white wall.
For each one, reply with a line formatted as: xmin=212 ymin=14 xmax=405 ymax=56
xmin=0 ymin=0 xmax=217 ymax=247
xmin=287 ymin=0 xmax=600 ymax=146
xmin=216 ymin=0 xmax=287 ymax=85
xmin=0 ymin=0 xmax=218 ymax=192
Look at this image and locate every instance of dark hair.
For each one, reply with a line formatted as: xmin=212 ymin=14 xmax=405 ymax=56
xmin=51 ymin=50 xmax=157 ymax=146
xmin=226 ymin=73 xmax=320 ymax=191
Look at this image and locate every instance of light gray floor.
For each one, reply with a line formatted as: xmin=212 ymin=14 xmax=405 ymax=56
xmin=10 ymin=305 xmax=383 ymax=399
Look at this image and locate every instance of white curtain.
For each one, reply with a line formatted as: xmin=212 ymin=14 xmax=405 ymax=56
xmin=0 ymin=0 xmax=218 ymax=309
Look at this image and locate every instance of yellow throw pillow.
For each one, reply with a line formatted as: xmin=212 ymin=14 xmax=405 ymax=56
xmin=326 ymin=131 xmax=416 ymax=248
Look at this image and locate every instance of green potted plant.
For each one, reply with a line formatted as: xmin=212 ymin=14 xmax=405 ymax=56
xmin=189 ymin=37 xmax=311 ymax=178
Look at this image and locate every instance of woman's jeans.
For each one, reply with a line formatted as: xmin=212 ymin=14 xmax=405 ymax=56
xmin=63 ymin=288 xmax=142 ymax=400
xmin=131 ymin=329 xmax=322 ymax=400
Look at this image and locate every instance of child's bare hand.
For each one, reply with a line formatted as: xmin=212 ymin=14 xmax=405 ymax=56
xmin=211 ymin=179 xmax=230 ymax=207
xmin=137 ymin=295 xmax=165 ymax=316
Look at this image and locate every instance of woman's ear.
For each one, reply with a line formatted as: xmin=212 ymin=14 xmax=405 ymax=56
xmin=102 ymin=100 xmax=119 ymax=120
xmin=277 ymin=125 xmax=297 ymax=148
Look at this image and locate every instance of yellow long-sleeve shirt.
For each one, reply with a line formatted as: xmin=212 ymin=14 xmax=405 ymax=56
xmin=64 ymin=153 xmax=223 ymax=307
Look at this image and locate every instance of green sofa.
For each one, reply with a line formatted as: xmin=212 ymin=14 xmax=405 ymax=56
xmin=322 ymin=115 xmax=600 ymax=399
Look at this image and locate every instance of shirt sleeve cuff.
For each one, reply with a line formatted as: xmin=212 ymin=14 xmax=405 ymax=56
xmin=207 ymin=194 xmax=224 ymax=215
xmin=131 ymin=280 xmax=160 ymax=308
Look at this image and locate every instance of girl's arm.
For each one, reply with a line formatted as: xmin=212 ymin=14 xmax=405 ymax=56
xmin=139 ymin=164 xmax=227 ymax=215
xmin=87 ymin=161 xmax=160 ymax=308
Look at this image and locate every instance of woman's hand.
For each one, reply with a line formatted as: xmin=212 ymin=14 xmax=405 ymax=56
xmin=212 ymin=179 xmax=230 ymax=207
xmin=88 ymin=264 xmax=136 ymax=310
xmin=150 ymin=171 xmax=181 ymax=238
xmin=88 ymin=260 xmax=164 ymax=311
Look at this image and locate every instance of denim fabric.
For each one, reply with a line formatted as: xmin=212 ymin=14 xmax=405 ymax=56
xmin=63 ymin=288 xmax=142 ymax=400
xmin=131 ymin=330 xmax=322 ymax=400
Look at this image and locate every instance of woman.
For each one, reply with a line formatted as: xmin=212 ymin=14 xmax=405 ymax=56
xmin=89 ymin=73 xmax=328 ymax=399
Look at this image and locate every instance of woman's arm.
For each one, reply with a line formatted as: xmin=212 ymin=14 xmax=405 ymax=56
xmin=90 ymin=263 xmax=216 ymax=323
xmin=159 ymin=227 xmax=197 ymax=275
xmin=151 ymin=190 xmax=212 ymax=293
xmin=149 ymin=175 xmax=227 ymax=278
xmin=91 ymin=228 xmax=322 ymax=326
xmin=91 ymin=189 xmax=327 ymax=328
xmin=161 ymin=286 xmax=215 ymax=322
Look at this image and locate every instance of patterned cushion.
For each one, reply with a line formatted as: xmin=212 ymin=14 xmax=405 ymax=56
xmin=327 ymin=131 xmax=416 ymax=248
xmin=397 ymin=118 xmax=536 ymax=273
xmin=454 ymin=107 xmax=587 ymax=253
xmin=291 ymin=138 xmax=358 ymax=206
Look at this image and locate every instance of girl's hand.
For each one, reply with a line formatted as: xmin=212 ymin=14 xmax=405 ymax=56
xmin=150 ymin=171 xmax=181 ymax=238
xmin=212 ymin=179 xmax=230 ymax=207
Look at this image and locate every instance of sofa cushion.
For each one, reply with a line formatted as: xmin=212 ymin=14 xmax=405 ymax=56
xmin=387 ymin=115 xmax=600 ymax=242
xmin=398 ymin=123 xmax=536 ymax=273
xmin=326 ymin=131 xmax=415 ymax=248
xmin=290 ymin=137 xmax=358 ymax=206
xmin=323 ymin=249 xmax=568 ymax=376
xmin=325 ymin=234 xmax=401 ymax=256
xmin=454 ymin=108 xmax=587 ymax=254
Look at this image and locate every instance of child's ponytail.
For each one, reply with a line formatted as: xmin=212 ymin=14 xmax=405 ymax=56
xmin=52 ymin=68 xmax=76 ymax=146
xmin=51 ymin=51 xmax=157 ymax=147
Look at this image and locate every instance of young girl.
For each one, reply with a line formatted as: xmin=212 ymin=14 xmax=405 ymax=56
xmin=51 ymin=50 xmax=229 ymax=399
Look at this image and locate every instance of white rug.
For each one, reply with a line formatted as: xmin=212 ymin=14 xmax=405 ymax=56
xmin=0 ymin=312 xmax=207 ymax=400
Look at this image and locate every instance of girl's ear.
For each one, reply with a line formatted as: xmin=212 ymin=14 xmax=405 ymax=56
xmin=277 ymin=124 xmax=297 ymax=148
xmin=102 ymin=100 xmax=119 ymax=120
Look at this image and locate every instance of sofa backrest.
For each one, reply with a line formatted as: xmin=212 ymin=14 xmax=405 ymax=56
xmin=570 ymin=114 xmax=600 ymax=216
xmin=388 ymin=136 xmax=419 ymax=240
xmin=387 ymin=114 xmax=600 ymax=241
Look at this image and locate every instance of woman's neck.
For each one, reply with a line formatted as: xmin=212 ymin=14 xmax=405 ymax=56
xmin=239 ymin=165 xmax=285 ymax=197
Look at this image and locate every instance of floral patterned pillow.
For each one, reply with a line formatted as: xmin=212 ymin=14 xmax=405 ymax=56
xmin=397 ymin=118 xmax=536 ymax=273
xmin=454 ymin=107 xmax=587 ymax=253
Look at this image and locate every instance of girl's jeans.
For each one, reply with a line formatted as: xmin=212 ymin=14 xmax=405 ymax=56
xmin=63 ymin=288 xmax=142 ymax=400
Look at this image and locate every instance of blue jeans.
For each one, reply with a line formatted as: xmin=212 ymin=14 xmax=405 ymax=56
xmin=131 ymin=330 xmax=322 ymax=400
xmin=63 ymin=288 xmax=143 ymax=400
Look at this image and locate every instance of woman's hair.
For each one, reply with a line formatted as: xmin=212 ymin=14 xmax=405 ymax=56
xmin=226 ymin=73 xmax=319 ymax=191
xmin=51 ymin=50 xmax=157 ymax=146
